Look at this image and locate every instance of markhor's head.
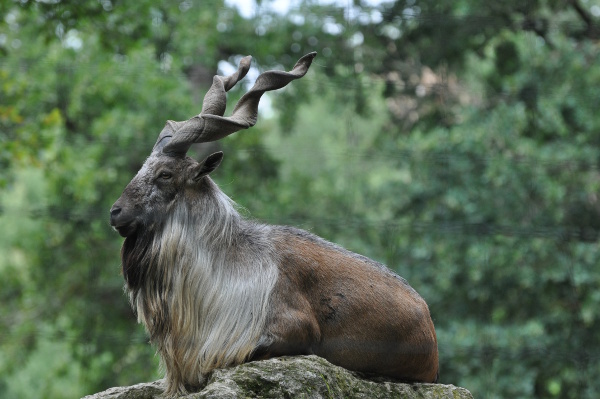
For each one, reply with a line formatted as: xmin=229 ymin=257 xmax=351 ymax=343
xmin=109 ymin=151 xmax=223 ymax=238
xmin=109 ymin=52 xmax=316 ymax=238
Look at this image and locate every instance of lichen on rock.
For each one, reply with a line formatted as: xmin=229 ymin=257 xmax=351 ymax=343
xmin=82 ymin=355 xmax=473 ymax=399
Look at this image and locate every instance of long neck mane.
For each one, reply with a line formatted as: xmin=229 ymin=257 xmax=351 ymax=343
xmin=120 ymin=178 xmax=278 ymax=393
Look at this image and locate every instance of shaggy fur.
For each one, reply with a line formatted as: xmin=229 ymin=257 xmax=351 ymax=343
xmin=121 ymin=180 xmax=278 ymax=395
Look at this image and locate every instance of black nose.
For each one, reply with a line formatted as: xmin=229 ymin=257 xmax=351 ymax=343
xmin=110 ymin=205 xmax=122 ymax=225
xmin=110 ymin=205 xmax=121 ymax=217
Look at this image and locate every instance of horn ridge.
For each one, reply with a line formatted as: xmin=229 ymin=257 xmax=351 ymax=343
xmin=160 ymin=52 xmax=316 ymax=155
xmin=200 ymin=51 xmax=317 ymax=140
xmin=201 ymin=55 xmax=252 ymax=117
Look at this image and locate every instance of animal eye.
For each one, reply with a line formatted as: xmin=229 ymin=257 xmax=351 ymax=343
xmin=159 ymin=171 xmax=172 ymax=180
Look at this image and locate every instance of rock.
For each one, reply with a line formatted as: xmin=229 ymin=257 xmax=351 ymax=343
xmin=82 ymin=355 xmax=473 ymax=399
xmin=82 ymin=380 xmax=164 ymax=399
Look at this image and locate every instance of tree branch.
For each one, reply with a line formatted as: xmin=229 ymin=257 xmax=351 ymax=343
xmin=569 ymin=0 xmax=599 ymax=38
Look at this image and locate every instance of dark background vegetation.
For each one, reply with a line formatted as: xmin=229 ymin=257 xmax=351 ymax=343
xmin=1 ymin=0 xmax=600 ymax=398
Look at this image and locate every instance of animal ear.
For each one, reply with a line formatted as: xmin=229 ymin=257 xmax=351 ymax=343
xmin=192 ymin=151 xmax=224 ymax=181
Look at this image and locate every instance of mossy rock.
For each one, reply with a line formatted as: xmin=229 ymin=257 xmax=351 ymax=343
xmin=82 ymin=355 xmax=473 ymax=399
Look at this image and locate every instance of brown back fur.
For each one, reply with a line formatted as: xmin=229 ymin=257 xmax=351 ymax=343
xmin=253 ymin=226 xmax=439 ymax=383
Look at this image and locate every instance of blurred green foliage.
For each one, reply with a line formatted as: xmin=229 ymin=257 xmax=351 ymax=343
xmin=1 ymin=0 xmax=599 ymax=398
